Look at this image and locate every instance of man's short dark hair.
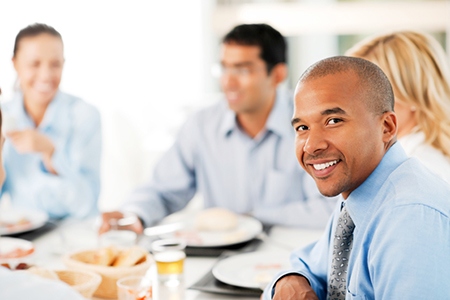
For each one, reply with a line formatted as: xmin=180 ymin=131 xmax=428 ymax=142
xmin=298 ymin=56 xmax=394 ymax=115
xmin=223 ymin=23 xmax=287 ymax=74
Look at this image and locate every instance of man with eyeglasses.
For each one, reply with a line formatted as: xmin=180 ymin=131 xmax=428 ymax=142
xmin=99 ymin=24 xmax=336 ymax=234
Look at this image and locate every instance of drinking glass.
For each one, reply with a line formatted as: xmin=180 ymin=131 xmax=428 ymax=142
xmin=117 ymin=275 xmax=152 ymax=300
xmin=151 ymin=238 xmax=186 ymax=287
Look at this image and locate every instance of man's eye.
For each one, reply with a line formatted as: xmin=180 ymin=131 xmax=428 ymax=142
xmin=295 ymin=125 xmax=309 ymax=131
xmin=328 ymin=118 xmax=342 ymax=125
xmin=236 ymin=67 xmax=251 ymax=76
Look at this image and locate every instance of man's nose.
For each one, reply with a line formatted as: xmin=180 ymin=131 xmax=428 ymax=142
xmin=303 ymin=131 xmax=328 ymax=155
xmin=221 ymin=72 xmax=238 ymax=89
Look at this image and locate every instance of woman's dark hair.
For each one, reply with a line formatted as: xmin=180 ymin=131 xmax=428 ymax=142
xmin=13 ymin=23 xmax=62 ymax=57
xmin=223 ymin=23 xmax=287 ymax=74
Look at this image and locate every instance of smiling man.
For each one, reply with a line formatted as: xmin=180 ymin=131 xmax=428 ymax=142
xmin=263 ymin=56 xmax=450 ymax=299
xmin=100 ymin=24 xmax=335 ymax=233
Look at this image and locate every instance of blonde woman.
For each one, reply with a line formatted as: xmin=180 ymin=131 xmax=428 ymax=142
xmin=346 ymin=30 xmax=450 ymax=183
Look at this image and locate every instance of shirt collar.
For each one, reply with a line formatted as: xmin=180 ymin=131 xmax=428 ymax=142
xmin=38 ymin=90 xmax=63 ymax=130
xmin=345 ymin=142 xmax=408 ymax=228
xmin=219 ymin=89 xmax=293 ymax=138
xmin=12 ymin=90 xmax=63 ymax=129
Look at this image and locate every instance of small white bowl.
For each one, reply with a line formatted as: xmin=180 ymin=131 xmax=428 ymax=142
xmin=98 ymin=230 xmax=137 ymax=248
xmin=0 ymin=237 xmax=35 ymax=269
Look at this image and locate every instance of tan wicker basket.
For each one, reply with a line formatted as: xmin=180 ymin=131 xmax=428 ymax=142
xmin=63 ymin=248 xmax=153 ymax=299
xmin=55 ymin=269 xmax=102 ymax=299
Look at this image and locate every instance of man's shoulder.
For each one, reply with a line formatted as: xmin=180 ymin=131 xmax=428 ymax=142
xmin=385 ymin=157 xmax=450 ymax=212
xmin=184 ymin=100 xmax=228 ymax=125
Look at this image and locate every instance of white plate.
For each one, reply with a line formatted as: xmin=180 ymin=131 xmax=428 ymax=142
xmin=212 ymin=251 xmax=291 ymax=289
xmin=0 ymin=237 xmax=35 ymax=268
xmin=0 ymin=208 xmax=48 ymax=235
xmin=169 ymin=215 xmax=263 ymax=248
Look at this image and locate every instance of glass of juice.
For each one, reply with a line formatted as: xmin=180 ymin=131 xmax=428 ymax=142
xmin=151 ymin=238 xmax=186 ymax=287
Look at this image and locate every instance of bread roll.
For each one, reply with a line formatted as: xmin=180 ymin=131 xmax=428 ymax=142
xmin=112 ymin=246 xmax=146 ymax=267
xmin=92 ymin=246 xmax=119 ymax=266
xmin=194 ymin=207 xmax=239 ymax=231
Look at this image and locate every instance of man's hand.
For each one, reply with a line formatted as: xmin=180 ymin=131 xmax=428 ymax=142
xmin=6 ymin=129 xmax=56 ymax=174
xmin=98 ymin=211 xmax=144 ymax=235
xmin=272 ymin=275 xmax=319 ymax=300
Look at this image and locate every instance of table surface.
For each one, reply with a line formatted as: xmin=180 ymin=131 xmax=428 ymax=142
xmin=31 ymin=217 xmax=323 ymax=300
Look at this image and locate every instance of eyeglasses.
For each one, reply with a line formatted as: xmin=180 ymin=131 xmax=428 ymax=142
xmin=211 ymin=64 xmax=263 ymax=78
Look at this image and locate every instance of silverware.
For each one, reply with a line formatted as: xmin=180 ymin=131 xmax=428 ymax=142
xmin=143 ymin=222 xmax=185 ymax=237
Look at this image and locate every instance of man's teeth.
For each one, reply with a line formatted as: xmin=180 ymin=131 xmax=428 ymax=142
xmin=313 ymin=160 xmax=338 ymax=171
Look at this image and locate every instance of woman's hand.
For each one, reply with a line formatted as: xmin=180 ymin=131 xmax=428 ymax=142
xmin=6 ymin=129 xmax=56 ymax=174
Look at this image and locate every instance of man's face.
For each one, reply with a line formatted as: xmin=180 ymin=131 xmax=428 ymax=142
xmin=219 ymin=43 xmax=277 ymax=115
xmin=292 ymin=71 xmax=392 ymax=198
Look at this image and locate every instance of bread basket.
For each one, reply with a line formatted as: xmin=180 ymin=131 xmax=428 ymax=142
xmin=55 ymin=269 xmax=102 ymax=299
xmin=63 ymin=247 xmax=153 ymax=299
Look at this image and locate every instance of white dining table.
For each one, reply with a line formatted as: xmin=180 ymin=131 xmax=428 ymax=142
xmin=30 ymin=217 xmax=324 ymax=300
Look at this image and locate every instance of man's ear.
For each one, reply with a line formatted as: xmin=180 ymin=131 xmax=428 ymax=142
xmin=270 ymin=63 xmax=288 ymax=86
xmin=382 ymin=111 xmax=397 ymax=145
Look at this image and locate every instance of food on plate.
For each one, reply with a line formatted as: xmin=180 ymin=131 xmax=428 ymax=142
xmin=0 ymin=237 xmax=35 ymax=262
xmin=0 ymin=216 xmax=32 ymax=232
xmin=0 ymin=246 xmax=34 ymax=259
xmin=112 ymin=246 xmax=147 ymax=267
xmin=254 ymin=262 xmax=284 ymax=285
xmin=83 ymin=246 xmax=147 ymax=267
xmin=1 ymin=262 xmax=31 ymax=270
xmin=194 ymin=207 xmax=239 ymax=231
xmin=254 ymin=271 xmax=273 ymax=285
xmin=92 ymin=245 xmax=119 ymax=266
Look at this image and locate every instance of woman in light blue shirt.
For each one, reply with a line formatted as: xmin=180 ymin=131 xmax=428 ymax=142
xmin=1 ymin=23 xmax=101 ymax=219
xmin=0 ymin=88 xmax=85 ymax=300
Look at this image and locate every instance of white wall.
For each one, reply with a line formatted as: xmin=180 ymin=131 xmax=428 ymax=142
xmin=0 ymin=0 xmax=212 ymax=211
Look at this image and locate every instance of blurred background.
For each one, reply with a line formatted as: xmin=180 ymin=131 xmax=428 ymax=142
xmin=0 ymin=0 xmax=448 ymax=211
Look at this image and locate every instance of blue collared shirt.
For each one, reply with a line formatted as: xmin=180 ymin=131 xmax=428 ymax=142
xmin=1 ymin=91 xmax=101 ymax=219
xmin=264 ymin=142 xmax=450 ymax=299
xmin=123 ymin=90 xmax=336 ymax=228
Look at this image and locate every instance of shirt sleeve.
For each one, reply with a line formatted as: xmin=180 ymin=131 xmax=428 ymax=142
xmin=121 ymin=116 xmax=198 ymax=227
xmin=39 ymin=103 xmax=101 ymax=218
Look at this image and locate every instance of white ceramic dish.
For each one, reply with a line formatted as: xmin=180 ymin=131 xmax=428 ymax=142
xmin=212 ymin=251 xmax=290 ymax=289
xmin=170 ymin=215 xmax=263 ymax=248
xmin=0 ymin=208 xmax=48 ymax=235
xmin=0 ymin=237 xmax=35 ymax=268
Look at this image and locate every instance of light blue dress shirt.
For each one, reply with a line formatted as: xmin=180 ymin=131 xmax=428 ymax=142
xmin=123 ymin=90 xmax=336 ymax=228
xmin=264 ymin=142 xmax=450 ymax=299
xmin=1 ymin=91 xmax=101 ymax=219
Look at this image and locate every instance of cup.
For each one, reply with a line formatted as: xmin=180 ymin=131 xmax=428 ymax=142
xmin=117 ymin=275 xmax=153 ymax=300
xmin=99 ymin=230 xmax=137 ymax=248
xmin=1 ymin=113 xmax=18 ymax=133
xmin=151 ymin=238 xmax=186 ymax=286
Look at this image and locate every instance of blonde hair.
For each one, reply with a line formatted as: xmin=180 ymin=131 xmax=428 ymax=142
xmin=346 ymin=30 xmax=450 ymax=157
